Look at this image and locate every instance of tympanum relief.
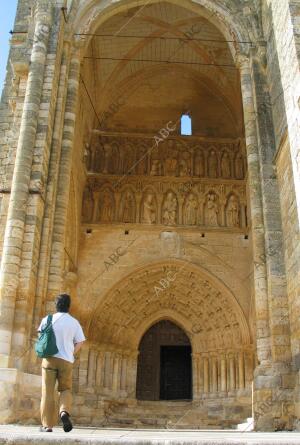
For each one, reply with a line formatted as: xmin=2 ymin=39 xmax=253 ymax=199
xmin=82 ymin=133 xmax=247 ymax=229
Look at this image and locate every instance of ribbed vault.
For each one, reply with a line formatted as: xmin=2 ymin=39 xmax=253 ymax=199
xmin=89 ymin=260 xmax=251 ymax=352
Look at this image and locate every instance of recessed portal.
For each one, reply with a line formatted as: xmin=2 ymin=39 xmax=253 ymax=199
xmin=136 ymin=320 xmax=192 ymax=401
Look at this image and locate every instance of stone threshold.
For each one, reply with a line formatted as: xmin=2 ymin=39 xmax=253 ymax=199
xmin=1 ymin=426 xmax=300 ymax=445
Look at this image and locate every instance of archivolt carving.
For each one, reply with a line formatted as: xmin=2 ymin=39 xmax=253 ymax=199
xmin=88 ymin=261 xmax=251 ymax=352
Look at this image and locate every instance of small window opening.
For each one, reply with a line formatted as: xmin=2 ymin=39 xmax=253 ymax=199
xmin=181 ymin=114 xmax=192 ymax=136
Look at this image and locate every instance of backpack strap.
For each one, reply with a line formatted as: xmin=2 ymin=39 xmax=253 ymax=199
xmin=44 ymin=314 xmax=53 ymax=330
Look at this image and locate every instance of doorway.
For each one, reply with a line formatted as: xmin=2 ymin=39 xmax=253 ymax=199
xmin=136 ymin=320 xmax=192 ymax=400
xmin=160 ymin=345 xmax=192 ymax=400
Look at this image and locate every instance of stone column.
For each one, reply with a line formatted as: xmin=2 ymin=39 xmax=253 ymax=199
xmin=212 ymin=357 xmax=218 ymax=393
xmin=0 ymin=1 xmax=52 ymax=367
xmin=46 ymin=49 xmax=81 ymax=301
xmin=103 ymin=351 xmax=111 ymax=390
xmin=203 ymin=356 xmax=209 ymax=394
xmin=95 ymin=350 xmax=105 ymax=389
xmin=87 ymin=348 xmax=97 ymax=388
xmin=239 ymin=53 xmax=292 ymax=430
xmin=32 ymin=42 xmax=71 ymax=337
xmin=220 ymin=356 xmax=227 ymax=393
xmin=192 ymin=354 xmax=200 ymax=400
xmin=229 ymin=355 xmax=236 ymax=391
xmin=238 ymin=352 xmax=245 ymax=390
xmin=238 ymin=56 xmax=272 ymax=365
xmin=120 ymin=355 xmax=127 ymax=395
xmin=127 ymin=352 xmax=138 ymax=398
xmin=112 ymin=353 xmax=121 ymax=395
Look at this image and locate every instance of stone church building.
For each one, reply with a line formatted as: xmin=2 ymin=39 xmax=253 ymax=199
xmin=0 ymin=0 xmax=299 ymax=432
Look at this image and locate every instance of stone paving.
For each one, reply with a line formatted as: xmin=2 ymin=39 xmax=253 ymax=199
xmin=0 ymin=426 xmax=300 ymax=445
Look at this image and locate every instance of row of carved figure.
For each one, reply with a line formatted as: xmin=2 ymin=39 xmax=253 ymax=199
xmin=84 ymin=137 xmax=246 ymax=180
xmin=82 ymin=188 xmax=246 ymax=228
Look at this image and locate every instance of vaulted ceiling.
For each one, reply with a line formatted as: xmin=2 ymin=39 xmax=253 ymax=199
xmin=80 ymin=1 xmax=244 ymax=138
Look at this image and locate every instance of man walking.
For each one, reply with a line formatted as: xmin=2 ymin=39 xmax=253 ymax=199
xmin=38 ymin=293 xmax=86 ymax=432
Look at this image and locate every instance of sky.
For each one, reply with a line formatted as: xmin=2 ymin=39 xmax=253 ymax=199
xmin=0 ymin=0 xmax=18 ymax=95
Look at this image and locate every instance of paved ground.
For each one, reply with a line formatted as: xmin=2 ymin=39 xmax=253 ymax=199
xmin=0 ymin=426 xmax=300 ymax=445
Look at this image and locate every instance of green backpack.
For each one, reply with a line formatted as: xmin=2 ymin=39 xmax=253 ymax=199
xmin=35 ymin=315 xmax=59 ymax=358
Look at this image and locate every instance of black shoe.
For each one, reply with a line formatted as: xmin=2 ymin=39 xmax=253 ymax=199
xmin=39 ymin=426 xmax=53 ymax=432
xmin=60 ymin=411 xmax=73 ymax=432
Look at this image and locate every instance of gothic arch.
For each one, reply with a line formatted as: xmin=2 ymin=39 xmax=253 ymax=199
xmin=71 ymin=0 xmax=251 ymax=59
xmin=88 ymin=259 xmax=251 ymax=352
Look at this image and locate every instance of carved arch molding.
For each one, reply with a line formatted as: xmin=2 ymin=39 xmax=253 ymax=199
xmin=89 ymin=260 xmax=252 ymax=353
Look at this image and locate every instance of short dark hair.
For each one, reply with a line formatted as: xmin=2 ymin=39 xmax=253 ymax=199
xmin=55 ymin=293 xmax=71 ymax=313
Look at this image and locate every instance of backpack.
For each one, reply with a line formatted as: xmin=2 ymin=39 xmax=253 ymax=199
xmin=35 ymin=314 xmax=59 ymax=358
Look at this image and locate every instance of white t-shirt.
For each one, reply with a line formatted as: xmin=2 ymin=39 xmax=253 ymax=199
xmin=38 ymin=313 xmax=86 ymax=363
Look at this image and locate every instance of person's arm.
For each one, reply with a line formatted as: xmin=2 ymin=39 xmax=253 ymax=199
xmin=74 ymin=341 xmax=84 ymax=355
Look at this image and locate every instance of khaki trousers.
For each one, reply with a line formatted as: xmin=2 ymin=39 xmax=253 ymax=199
xmin=41 ymin=357 xmax=73 ymax=427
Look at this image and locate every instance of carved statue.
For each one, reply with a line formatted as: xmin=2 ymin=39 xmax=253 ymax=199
xmin=99 ymin=192 xmax=113 ymax=223
xmin=83 ymin=143 xmax=92 ymax=170
xmin=226 ymin=195 xmax=240 ymax=227
xmin=179 ymin=152 xmax=190 ymax=177
xmin=103 ymin=143 xmax=112 ymax=174
xmin=136 ymin=146 xmax=148 ymax=175
xmin=82 ymin=187 xmax=93 ymax=222
xmin=118 ymin=145 xmax=126 ymax=174
xmin=162 ymin=192 xmax=177 ymax=225
xmin=208 ymin=150 xmax=218 ymax=178
xmin=194 ymin=150 xmax=205 ymax=177
xmin=142 ymin=193 xmax=156 ymax=224
xmin=164 ymin=141 xmax=178 ymax=176
xmin=184 ymin=194 xmax=198 ymax=225
xmin=123 ymin=145 xmax=135 ymax=175
xmin=122 ymin=191 xmax=135 ymax=223
xmin=221 ymin=151 xmax=231 ymax=178
xmin=150 ymin=159 xmax=161 ymax=176
xmin=206 ymin=193 xmax=219 ymax=226
xmin=235 ymin=154 xmax=244 ymax=179
xmin=93 ymin=145 xmax=102 ymax=172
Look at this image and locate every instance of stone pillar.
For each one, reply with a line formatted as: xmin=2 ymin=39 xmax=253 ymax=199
xmin=95 ymin=350 xmax=105 ymax=389
xmin=126 ymin=353 xmax=138 ymax=398
xmin=87 ymin=349 xmax=96 ymax=388
xmin=120 ymin=355 xmax=127 ymax=395
xmin=46 ymin=49 xmax=81 ymax=301
xmin=203 ymin=356 xmax=209 ymax=393
xmin=32 ymin=42 xmax=71 ymax=335
xmin=212 ymin=357 xmax=218 ymax=393
xmin=229 ymin=355 xmax=236 ymax=391
xmin=103 ymin=351 xmax=111 ymax=390
xmin=112 ymin=353 xmax=121 ymax=395
xmin=221 ymin=356 xmax=227 ymax=393
xmin=239 ymin=352 xmax=245 ymax=390
xmin=239 ymin=53 xmax=292 ymax=430
xmin=192 ymin=354 xmax=200 ymax=400
xmin=0 ymin=1 xmax=52 ymax=367
xmin=239 ymin=56 xmax=272 ymax=366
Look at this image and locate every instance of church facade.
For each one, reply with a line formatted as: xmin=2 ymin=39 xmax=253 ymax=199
xmin=0 ymin=0 xmax=299 ymax=431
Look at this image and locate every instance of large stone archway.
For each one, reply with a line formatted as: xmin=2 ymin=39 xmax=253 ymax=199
xmin=0 ymin=0 xmax=297 ymax=432
xmin=72 ymin=260 xmax=254 ymax=426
